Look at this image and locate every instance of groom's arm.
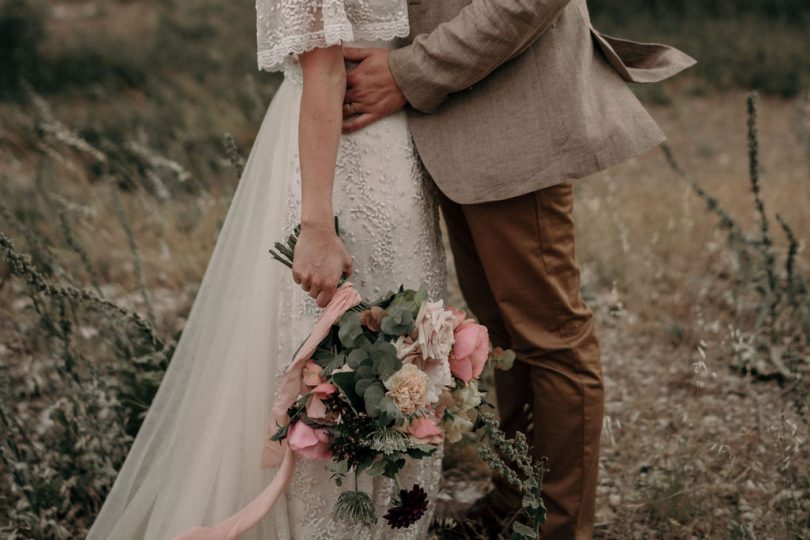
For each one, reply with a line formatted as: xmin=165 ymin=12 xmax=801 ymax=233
xmin=390 ymin=0 xmax=572 ymax=113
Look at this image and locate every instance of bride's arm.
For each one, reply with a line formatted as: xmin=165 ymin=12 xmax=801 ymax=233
xmin=293 ymin=46 xmax=354 ymax=308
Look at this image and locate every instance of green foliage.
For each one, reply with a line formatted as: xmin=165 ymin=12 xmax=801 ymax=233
xmin=380 ymin=304 xmax=414 ymax=336
xmin=338 ymin=311 xmax=365 ymax=347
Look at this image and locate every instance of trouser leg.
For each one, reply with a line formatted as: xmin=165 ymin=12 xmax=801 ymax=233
xmin=439 ymin=183 xmax=604 ymax=540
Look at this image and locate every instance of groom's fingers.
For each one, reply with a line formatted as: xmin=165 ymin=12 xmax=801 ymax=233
xmin=342 ymin=113 xmax=379 ymax=134
xmin=343 ymin=47 xmax=374 ymax=62
xmin=344 ymin=87 xmax=361 ymax=103
xmin=342 ymin=102 xmax=365 ymax=117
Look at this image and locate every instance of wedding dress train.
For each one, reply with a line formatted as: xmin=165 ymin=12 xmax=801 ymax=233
xmin=87 ymin=40 xmax=447 ymax=540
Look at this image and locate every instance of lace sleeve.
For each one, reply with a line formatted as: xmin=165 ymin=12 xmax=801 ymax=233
xmin=256 ymin=0 xmax=410 ymax=72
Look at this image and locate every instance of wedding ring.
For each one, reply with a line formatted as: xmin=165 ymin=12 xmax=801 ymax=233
xmin=348 ymin=102 xmax=356 ymax=114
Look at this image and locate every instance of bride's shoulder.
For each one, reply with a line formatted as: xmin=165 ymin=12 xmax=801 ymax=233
xmin=256 ymin=0 xmax=409 ymax=73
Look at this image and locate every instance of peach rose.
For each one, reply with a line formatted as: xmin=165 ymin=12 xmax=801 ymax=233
xmin=383 ymin=363 xmax=429 ymax=415
xmin=408 ymin=416 xmax=445 ymax=445
xmin=449 ymin=321 xmax=489 ymax=383
xmin=306 ymin=382 xmax=337 ymax=419
xmin=288 ymin=421 xmax=332 ymax=460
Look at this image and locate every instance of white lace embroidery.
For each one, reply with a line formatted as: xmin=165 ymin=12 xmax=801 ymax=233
xmin=270 ymin=78 xmax=447 ymax=539
xmin=257 ymin=0 xmax=410 ymax=72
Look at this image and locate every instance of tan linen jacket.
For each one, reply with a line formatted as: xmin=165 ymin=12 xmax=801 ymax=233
xmin=389 ymin=0 xmax=696 ymax=204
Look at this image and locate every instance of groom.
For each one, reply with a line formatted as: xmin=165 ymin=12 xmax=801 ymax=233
xmin=342 ymin=0 xmax=695 ymax=537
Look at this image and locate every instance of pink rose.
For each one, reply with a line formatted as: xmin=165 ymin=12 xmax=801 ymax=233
xmin=306 ymin=383 xmax=337 ymax=419
xmin=287 ymin=421 xmax=332 ymax=460
xmin=408 ymin=416 xmax=445 ymax=445
xmin=302 ymin=360 xmax=325 ymax=387
xmin=449 ymin=322 xmax=489 ymax=383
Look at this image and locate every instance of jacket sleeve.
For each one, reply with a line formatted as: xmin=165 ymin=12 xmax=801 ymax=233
xmin=388 ymin=0 xmax=572 ymax=113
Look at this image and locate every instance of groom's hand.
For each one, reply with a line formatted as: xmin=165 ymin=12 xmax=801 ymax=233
xmin=342 ymin=47 xmax=407 ymax=134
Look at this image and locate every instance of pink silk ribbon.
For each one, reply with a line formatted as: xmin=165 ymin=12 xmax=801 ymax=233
xmin=172 ymin=283 xmax=362 ymax=540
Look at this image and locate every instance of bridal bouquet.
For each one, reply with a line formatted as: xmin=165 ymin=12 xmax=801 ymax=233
xmin=266 ymin=225 xmax=546 ymax=537
xmin=274 ymin=286 xmax=503 ymax=528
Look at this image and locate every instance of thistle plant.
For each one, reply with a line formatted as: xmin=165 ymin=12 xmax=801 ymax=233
xmin=476 ymin=412 xmax=547 ymax=540
xmin=222 ymin=133 xmax=247 ymax=179
xmin=662 ymin=92 xmax=809 ymax=405
xmin=333 ymin=488 xmax=378 ymax=526
xmin=0 ymin=233 xmax=163 ymax=349
xmin=369 ymin=428 xmax=412 ymax=455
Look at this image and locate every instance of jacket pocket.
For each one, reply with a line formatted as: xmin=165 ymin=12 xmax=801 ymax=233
xmin=589 ymin=24 xmax=697 ymax=83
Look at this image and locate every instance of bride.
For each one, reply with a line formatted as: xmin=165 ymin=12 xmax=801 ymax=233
xmin=86 ymin=0 xmax=446 ymax=538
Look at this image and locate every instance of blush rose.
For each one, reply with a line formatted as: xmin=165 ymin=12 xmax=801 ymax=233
xmin=449 ymin=321 xmax=489 ymax=384
xmin=287 ymin=421 xmax=332 ymax=460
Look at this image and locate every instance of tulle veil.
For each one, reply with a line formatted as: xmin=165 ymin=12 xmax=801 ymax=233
xmin=87 ymin=81 xmax=303 ymax=540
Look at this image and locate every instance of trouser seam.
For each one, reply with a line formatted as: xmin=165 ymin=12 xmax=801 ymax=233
xmin=531 ymin=189 xmax=587 ymax=534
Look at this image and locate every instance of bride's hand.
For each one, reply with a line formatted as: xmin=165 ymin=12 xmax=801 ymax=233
xmin=292 ymin=223 xmax=353 ymax=307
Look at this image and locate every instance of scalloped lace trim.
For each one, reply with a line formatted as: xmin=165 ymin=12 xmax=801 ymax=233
xmin=257 ymin=20 xmax=409 ymax=72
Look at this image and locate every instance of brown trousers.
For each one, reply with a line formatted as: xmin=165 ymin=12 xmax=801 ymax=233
xmin=439 ymin=182 xmax=604 ymax=540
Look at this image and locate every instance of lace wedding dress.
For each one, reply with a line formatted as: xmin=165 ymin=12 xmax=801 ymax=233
xmin=86 ymin=0 xmax=447 ymax=538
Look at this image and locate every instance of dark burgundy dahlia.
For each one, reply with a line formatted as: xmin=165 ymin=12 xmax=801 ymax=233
xmin=383 ymin=484 xmax=429 ymax=529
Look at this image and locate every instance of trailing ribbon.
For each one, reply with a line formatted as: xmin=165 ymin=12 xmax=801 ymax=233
xmin=172 ymin=283 xmax=362 ymax=540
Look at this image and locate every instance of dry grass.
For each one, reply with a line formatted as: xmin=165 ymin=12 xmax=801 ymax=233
xmin=571 ymin=89 xmax=809 ymax=538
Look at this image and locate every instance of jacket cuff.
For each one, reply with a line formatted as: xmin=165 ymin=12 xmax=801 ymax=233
xmin=389 ymin=45 xmax=445 ymax=114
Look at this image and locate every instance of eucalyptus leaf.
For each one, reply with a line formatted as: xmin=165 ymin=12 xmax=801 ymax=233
xmin=364 ymin=382 xmax=386 ymax=417
xmin=338 ymin=312 xmax=364 ymax=347
xmin=369 ymin=337 xmax=399 ymax=364
xmin=355 ymin=378 xmax=373 ymax=397
xmin=380 ymin=305 xmax=414 ymax=336
xmin=356 ymin=365 xmax=374 ymax=380
xmin=347 ymin=349 xmax=368 ymax=369
xmin=376 ymin=356 xmax=399 ymax=380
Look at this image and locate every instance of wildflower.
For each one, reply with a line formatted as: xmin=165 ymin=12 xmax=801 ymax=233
xmin=383 ymin=484 xmax=429 ymax=529
xmin=334 ymin=490 xmax=377 ymax=525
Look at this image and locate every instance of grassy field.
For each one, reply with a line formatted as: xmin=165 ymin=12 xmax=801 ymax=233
xmin=1 ymin=1 xmax=809 ymax=539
